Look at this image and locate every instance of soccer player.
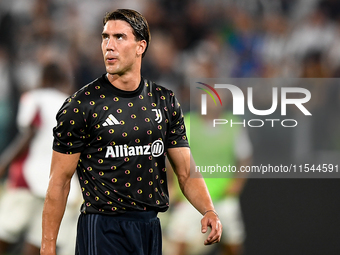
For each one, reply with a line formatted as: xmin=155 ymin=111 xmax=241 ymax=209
xmin=167 ymin=105 xmax=252 ymax=255
xmin=41 ymin=9 xmax=222 ymax=255
xmin=0 ymin=62 xmax=81 ymax=255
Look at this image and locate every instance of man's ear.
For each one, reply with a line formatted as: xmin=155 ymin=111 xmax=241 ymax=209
xmin=136 ymin=40 xmax=147 ymax=57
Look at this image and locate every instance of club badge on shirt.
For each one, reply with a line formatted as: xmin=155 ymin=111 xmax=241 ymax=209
xmin=152 ymin=109 xmax=162 ymax=123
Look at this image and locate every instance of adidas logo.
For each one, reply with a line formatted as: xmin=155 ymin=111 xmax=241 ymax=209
xmin=102 ymin=114 xmax=120 ymax=126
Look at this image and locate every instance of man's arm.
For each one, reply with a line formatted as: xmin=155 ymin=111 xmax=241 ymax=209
xmin=0 ymin=127 xmax=35 ymax=179
xmin=167 ymin=147 xmax=222 ymax=245
xmin=41 ymin=151 xmax=80 ymax=255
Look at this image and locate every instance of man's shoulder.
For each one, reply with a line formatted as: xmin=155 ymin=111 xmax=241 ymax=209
xmin=71 ymin=76 xmax=103 ymax=99
xmin=143 ymin=78 xmax=176 ymax=97
xmin=58 ymin=76 xmax=103 ymax=111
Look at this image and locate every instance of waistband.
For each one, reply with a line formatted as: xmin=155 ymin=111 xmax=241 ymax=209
xmin=85 ymin=210 xmax=158 ymax=222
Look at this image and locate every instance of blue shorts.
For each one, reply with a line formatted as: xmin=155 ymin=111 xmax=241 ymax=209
xmin=75 ymin=211 xmax=162 ymax=255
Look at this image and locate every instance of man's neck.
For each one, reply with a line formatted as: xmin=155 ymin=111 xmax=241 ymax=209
xmin=106 ymin=73 xmax=141 ymax=91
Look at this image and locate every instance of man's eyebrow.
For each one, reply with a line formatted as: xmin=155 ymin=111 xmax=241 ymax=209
xmin=113 ymin=33 xmax=127 ymax=38
xmin=101 ymin=32 xmax=127 ymax=38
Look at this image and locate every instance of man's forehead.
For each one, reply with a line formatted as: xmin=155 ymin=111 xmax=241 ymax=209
xmin=103 ymin=20 xmax=133 ymax=34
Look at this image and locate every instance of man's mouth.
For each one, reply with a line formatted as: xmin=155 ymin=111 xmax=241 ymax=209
xmin=106 ymin=54 xmax=118 ymax=63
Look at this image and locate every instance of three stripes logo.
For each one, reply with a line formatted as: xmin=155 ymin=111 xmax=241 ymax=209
xmin=196 ymin=82 xmax=223 ymax=115
xmin=102 ymin=114 xmax=120 ymax=126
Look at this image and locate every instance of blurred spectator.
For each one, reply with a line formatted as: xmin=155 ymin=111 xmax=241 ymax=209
xmin=2 ymin=0 xmax=340 ymax=103
xmin=286 ymin=8 xmax=335 ymax=62
xmin=225 ymin=8 xmax=263 ymax=77
xmin=259 ymin=13 xmax=295 ymax=77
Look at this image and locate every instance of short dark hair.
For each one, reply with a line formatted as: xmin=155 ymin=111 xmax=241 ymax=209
xmin=103 ymin=9 xmax=150 ymax=58
xmin=41 ymin=62 xmax=67 ymax=88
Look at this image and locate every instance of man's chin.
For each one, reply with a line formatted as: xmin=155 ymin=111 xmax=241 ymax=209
xmin=106 ymin=70 xmax=124 ymax=78
xmin=106 ymin=69 xmax=118 ymax=76
xmin=106 ymin=65 xmax=119 ymax=73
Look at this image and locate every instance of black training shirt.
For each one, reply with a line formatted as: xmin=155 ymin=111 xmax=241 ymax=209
xmin=53 ymin=75 xmax=189 ymax=215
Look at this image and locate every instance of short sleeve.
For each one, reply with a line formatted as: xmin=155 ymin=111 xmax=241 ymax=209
xmin=167 ymin=92 xmax=189 ymax=148
xmin=53 ymin=96 xmax=87 ymax=154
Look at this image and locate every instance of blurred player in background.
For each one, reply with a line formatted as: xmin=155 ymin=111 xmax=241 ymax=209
xmin=166 ymin=91 xmax=252 ymax=255
xmin=0 ymin=62 xmax=81 ymax=255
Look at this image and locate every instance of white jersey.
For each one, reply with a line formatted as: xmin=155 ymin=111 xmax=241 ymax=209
xmin=17 ymin=88 xmax=80 ymax=203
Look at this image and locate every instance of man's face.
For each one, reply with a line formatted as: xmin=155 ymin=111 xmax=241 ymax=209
xmin=101 ymin=20 xmax=144 ymax=76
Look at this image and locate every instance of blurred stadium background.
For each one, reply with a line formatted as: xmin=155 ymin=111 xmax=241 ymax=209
xmin=1 ymin=0 xmax=340 ymax=254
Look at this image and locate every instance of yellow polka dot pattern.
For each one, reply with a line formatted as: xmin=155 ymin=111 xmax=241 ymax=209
xmin=52 ymin=75 xmax=188 ymax=214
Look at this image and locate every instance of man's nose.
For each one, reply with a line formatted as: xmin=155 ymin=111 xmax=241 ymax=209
xmin=106 ymin=37 xmax=116 ymax=51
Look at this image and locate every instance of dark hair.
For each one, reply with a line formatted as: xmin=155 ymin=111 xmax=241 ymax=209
xmin=41 ymin=62 xmax=67 ymax=88
xmin=103 ymin=9 xmax=150 ymax=58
